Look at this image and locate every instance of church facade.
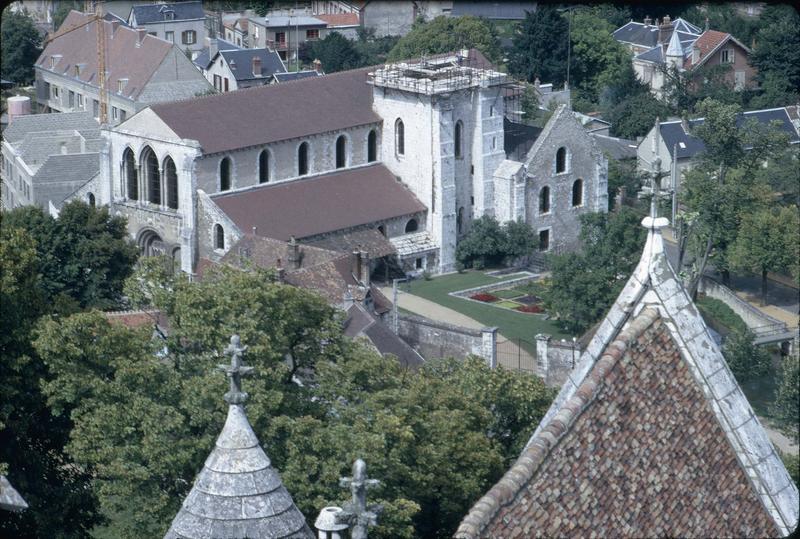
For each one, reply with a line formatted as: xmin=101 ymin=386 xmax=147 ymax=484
xmin=90 ymin=50 xmax=607 ymax=276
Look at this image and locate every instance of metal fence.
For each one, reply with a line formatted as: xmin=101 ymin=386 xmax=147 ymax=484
xmin=496 ymin=336 xmax=538 ymax=373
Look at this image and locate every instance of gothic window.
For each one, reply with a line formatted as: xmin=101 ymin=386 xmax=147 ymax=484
xmin=539 ymin=186 xmax=550 ymax=214
xmin=367 ymin=129 xmax=377 ymax=162
xmin=556 ymin=147 xmax=567 ymax=174
xmin=142 ymin=146 xmax=161 ymax=205
xmin=395 ymin=119 xmax=404 ymax=156
xmin=214 ymin=224 xmax=225 ymax=250
xmin=335 ymin=135 xmax=346 ymax=169
xmin=454 ymin=120 xmax=463 ymax=158
xmin=298 ymin=142 xmax=309 ymax=175
xmin=405 ymin=218 xmax=418 ymax=233
xmin=220 ymin=157 xmax=232 ymax=191
xmin=87 ymin=192 xmax=95 ymax=207
xmin=258 ymin=150 xmax=269 ymax=183
xmin=164 ymin=156 xmax=178 ymax=210
xmin=572 ymin=179 xmax=584 ymax=207
xmin=123 ymin=147 xmax=137 ymax=200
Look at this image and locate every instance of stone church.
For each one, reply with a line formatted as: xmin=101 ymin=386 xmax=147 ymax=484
xmin=90 ymin=49 xmax=607 ymax=276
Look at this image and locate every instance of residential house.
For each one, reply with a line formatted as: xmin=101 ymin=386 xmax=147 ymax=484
xmin=204 ymin=48 xmax=286 ymax=92
xmin=614 ymin=15 xmax=702 ymax=56
xmin=272 ymin=70 xmax=323 ymax=83
xmin=637 ymin=107 xmax=800 ymax=190
xmin=192 ymin=37 xmax=240 ymax=74
xmin=222 ymin=17 xmax=249 ymax=47
xmin=1 ymin=111 xmax=102 ymax=211
xmin=35 ymin=11 xmax=213 ymax=126
xmin=248 ymin=14 xmax=327 ymax=62
xmin=683 ymin=30 xmax=757 ymax=91
xmin=456 ymin=209 xmax=799 ymax=538
xmin=128 ymin=1 xmax=206 ymax=53
xmin=311 ymin=0 xmax=452 ymax=37
xmin=93 ymin=50 xmax=606 ymax=277
xmin=450 ymin=1 xmax=536 ymax=19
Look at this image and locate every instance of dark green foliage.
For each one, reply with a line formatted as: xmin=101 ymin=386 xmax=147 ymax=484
xmin=546 ymin=208 xmax=646 ymax=333
xmin=696 ymin=296 xmax=748 ymax=334
xmin=3 ymin=201 xmax=139 ymax=311
xmin=722 ymin=329 xmax=772 ymax=383
xmin=387 ymin=16 xmax=501 ymax=64
xmin=606 ymin=158 xmax=646 ymax=210
xmin=771 ymin=354 xmax=800 ymax=443
xmin=455 ymin=217 xmax=537 ymax=269
xmin=1 ymin=8 xmax=42 ymax=84
xmin=309 ymin=32 xmax=362 ymax=72
xmin=683 ymin=4 xmax=760 ymax=45
xmin=750 ymin=6 xmax=800 ymax=91
xmin=509 ymin=6 xmax=569 ymax=85
xmin=52 ymin=1 xmax=81 ymax=30
xmin=354 ymin=27 xmax=400 ymax=67
xmin=607 ymin=91 xmax=671 ymax=139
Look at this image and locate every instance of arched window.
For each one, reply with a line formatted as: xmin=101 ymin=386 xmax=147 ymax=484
xmin=335 ymin=135 xmax=346 ymax=169
xmin=123 ymin=147 xmax=137 ymax=200
xmin=258 ymin=150 xmax=269 ymax=183
xmin=214 ymin=224 xmax=225 ymax=250
xmin=298 ymin=142 xmax=309 ymax=176
xmin=220 ymin=157 xmax=232 ymax=191
xmin=539 ymin=186 xmax=550 ymax=214
xmin=395 ymin=118 xmax=404 ymax=156
xmin=454 ymin=120 xmax=463 ymax=158
xmin=142 ymin=146 xmax=160 ymax=205
xmin=572 ymin=179 xmax=584 ymax=207
xmin=164 ymin=156 xmax=178 ymax=210
xmin=87 ymin=192 xmax=95 ymax=207
xmin=556 ymin=147 xmax=567 ymax=174
xmin=367 ymin=129 xmax=377 ymax=162
xmin=405 ymin=218 xmax=418 ymax=233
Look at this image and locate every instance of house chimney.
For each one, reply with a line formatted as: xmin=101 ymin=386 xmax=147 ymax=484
xmin=136 ymin=28 xmax=147 ymax=47
xmin=313 ymin=58 xmax=322 ymax=73
xmin=60 ymin=141 xmax=68 ymax=154
xmin=681 ymin=114 xmax=690 ymax=133
xmin=287 ymin=236 xmax=300 ymax=269
xmin=658 ymin=14 xmax=674 ymax=44
xmin=360 ymin=250 xmax=370 ymax=288
xmin=644 ymin=15 xmax=652 ymax=27
xmin=704 ymin=16 xmax=709 ymax=31
xmin=252 ymin=56 xmax=262 ymax=76
xmin=352 ymin=249 xmax=361 ymax=281
xmin=208 ymin=37 xmax=218 ymax=59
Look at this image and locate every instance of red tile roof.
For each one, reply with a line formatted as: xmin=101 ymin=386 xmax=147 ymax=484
xmin=685 ymin=30 xmax=730 ymax=69
xmin=150 ymin=66 xmax=380 ymax=154
xmin=105 ymin=309 xmax=169 ymax=332
xmin=36 ymin=11 xmax=173 ymax=100
xmin=211 ymin=164 xmax=425 ymax=241
xmin=458 ymin=309 xmax=780 ymax=538
xmin=315 ymin=13 xmax=360 ymax=26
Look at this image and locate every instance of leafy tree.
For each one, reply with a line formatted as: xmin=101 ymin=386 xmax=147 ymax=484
xmin=455 ymin=217 xmax=537 ymax=269
xmin=749 ymin=6 xmax=800 ymax=91
xmin=387 ymin=15 xmax=501 ymax=64
xmin=747 ymin=71 xmax=800 ymax=110
xmin=721 ymin=329 xmax=771 ymax=383
xmin=546 ymin=208 xmax=646 ymax=333
xmin=607 ymin=90 xmax=671 ymax=139
xmin=309 ymin=32 xmax=362 ymax=72
xmin=756 ymin=147 xmax=800 ymax=207
xmin=771 ymin=353 xmax=800 ymax=443
xmin=509 ymin=6 xmax=569 ymax=85
xmin=52 ymin=1 xmax=81 ymax=30
xmin=607 ymin=157 xmax=647 ymax=210
xmin=729 ymin=206 xmax=800 ymax=304
xmin=683 ymin=4 xmax=759 ymax=45
xmin=0 ymin=220 xmax=101 ymax=538
xmin=0 ymin=8 xmax=42 ymax=84
xmin=3 ymin=201 xmax=139 ymax=311
xmin=354 ymin=27 xmax=400 ymax=67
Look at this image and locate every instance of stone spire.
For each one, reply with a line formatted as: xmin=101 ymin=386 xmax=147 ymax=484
xmin=666 ymin=30 xmax=684 ymax=69
xmin=165 ymin=335 xmax=314 ymax=539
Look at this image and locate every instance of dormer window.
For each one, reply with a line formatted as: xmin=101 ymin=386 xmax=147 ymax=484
xmin=117 ymin=79 xmax=127 ymax=93
xmin=50 ymin=55 xmax=61 ymax=69
xmin=74 ymin=65 xmax=81 ymax=76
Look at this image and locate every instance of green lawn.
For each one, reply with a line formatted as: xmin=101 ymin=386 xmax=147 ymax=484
xmin=493 ymin=288 xmax=525 ymax=300
xmin=405 ymin=271 xmax=572 ymax=341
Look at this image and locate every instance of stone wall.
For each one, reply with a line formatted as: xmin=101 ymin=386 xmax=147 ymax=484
xmin=197 ymin=190 xmax=243 ymax=263
xmin=395 ymin=312 xmax=496 ymax=364
xmin=698 ymin=276 xmax=785 ymax=330
xmin=535 ymin=334 xmax=582 ymax=387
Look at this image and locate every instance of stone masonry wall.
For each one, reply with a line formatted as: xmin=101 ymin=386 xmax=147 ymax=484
xmin=396 ymin=312 xmax=484 ymax=360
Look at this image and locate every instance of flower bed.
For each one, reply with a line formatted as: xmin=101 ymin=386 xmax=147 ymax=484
xmin=515 ymin=295 xmax=540 ymax=305
xmin=515 ymin=304 xmax=544 ymax=313
xmin=471 ymin=293 xmax=499 ymax=302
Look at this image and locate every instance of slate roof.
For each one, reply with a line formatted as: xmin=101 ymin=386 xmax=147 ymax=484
xmin=0 ymin=475 xmax=27 ymax=512
xmin=38 ymin=11 xmax=175 ymax=100
xmin=344 ymin=303 xmax=424 ymax=369
xmin=457 ymin=211 xmax=800 ymax=538
xmin=219 ymin=48 xmax=286 ymax=81
xmin=272 ymin=70 xmax=322 ymax=83
xmin=256 ymin=15 xmax=327 ymax=28
xmin=613 ymin=18 xmax=701 ymax=48
xmin=193 ymin=38 xmax=241 ymax=70
xmin=149 ymin=66 xmax=378 ymax=154
xmin=34 ymin=153 xmax=100 ymax=186
xmin=504 ymin=118 xmax=542 ymax=162
xmin=635 ymin=45 xmax=664 ymax=63
xmin=165 ymin=403 xmax=313 ymax=539
xmin=2 ymin=111 xmax=98 ymax=144
xmin=211 ymin=164 xmax=426 ymax=241
xmin=592 ymin=134 xmax=638 ymax=160
xmin=130 ymin=1 xmax=205 ymax=24
xmin=660 ymin=108 xmax=800 ymax=159
xmin=450 ymin=1 xmax=537 ymax=19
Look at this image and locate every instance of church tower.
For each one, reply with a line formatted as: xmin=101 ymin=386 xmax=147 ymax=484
xmin=370 ymin=52 xmax=507 ymax=272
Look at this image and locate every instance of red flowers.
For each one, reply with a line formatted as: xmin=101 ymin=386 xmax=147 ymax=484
xmin=515 ymin=304 xmax=543 ymax=313
xmin=471 ymin=293 xmax=499 ymax=302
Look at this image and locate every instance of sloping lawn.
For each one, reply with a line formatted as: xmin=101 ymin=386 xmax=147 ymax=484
xmin=405 ymin=271 xmax=572 ymax=341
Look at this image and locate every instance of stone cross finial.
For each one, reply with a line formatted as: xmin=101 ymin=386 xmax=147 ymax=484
xmin=650 ymin=157 xmax=662 ymax=220
xmin=217 ymin=335 xmax=254 ymax=405
xmin=336 ymin=459 xmax=382 ymax=539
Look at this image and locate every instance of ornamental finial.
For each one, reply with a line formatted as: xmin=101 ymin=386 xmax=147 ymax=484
xmin=217 ymin=335 xmax=254 ymax=405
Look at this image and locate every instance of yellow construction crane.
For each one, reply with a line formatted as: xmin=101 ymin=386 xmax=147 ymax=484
xmin=42 ymin=2 xmax=108 ymax=124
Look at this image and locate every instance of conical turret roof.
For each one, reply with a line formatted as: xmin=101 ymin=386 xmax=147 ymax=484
xmin=666 ymin=28 xmax=684 ymax=57
xmin=165 ymin=336 xmax=313 ymax=539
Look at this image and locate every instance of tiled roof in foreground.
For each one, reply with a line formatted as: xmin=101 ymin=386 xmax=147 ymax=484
xmin=457 ymin=210 xmax=799 ymax=538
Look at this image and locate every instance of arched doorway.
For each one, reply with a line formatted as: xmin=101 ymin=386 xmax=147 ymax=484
xmin=137 ymin=229 xmax=166 ymax=257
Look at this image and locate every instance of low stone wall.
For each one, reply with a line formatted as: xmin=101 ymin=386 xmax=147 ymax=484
xmin=698 ymin=277 xmax=784 ymax=330
xmin=449 ymin=273 xmax=541 ymax=301
xmin=395 ymin=312 xmax=496 ymax=364
xmin=536 ymin=334 xmax=582 ymax=387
